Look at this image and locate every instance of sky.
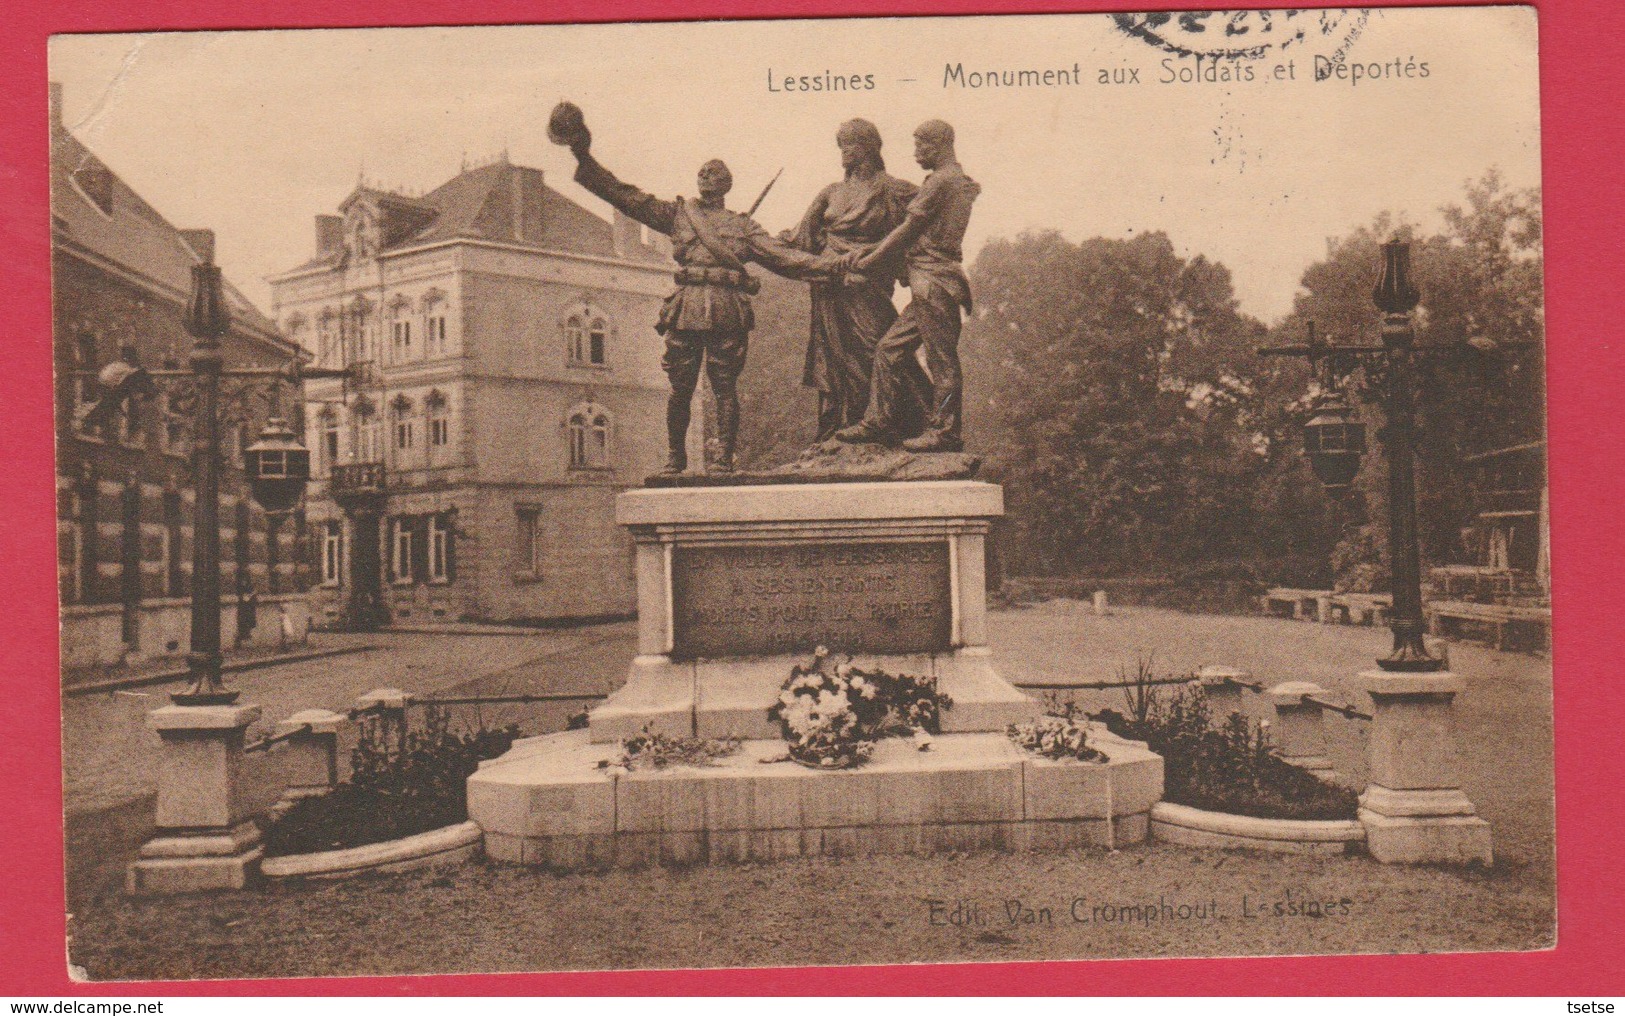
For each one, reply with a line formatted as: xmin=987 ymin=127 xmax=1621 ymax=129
xmin=48 ymin=7 xmax=1540 ymax=325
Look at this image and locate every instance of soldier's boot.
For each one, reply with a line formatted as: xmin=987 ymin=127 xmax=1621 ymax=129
xmin=834 ymin=420 xmax=892 ymax=445
xmin=713 ymin=392 xmax=739 ymax=474
xmin=663 ymin=391 xmax=691 ymax=474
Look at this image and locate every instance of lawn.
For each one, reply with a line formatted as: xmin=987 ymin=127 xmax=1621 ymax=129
xmin=64 ymin=603 xmax=1556 ymax=980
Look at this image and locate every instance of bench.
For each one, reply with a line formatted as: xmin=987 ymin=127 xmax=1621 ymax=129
xmin=1261 ymin=587 xmax=1334 ymax=621
xmin=1425 ymin=599 xmax=1552 ymax=651
xmin=1324 ymin=593 xmax=1391 ymax=626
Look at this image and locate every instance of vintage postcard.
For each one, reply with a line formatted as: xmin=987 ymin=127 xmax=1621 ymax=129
xmin=50 ymin=6 xmax=1550 ymax=980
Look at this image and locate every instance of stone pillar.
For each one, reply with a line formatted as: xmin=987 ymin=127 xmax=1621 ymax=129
xmin=1357 ymin=670 xmax=1492 ymax=865
xmin=1316 ymin=594 xmax=1335 ymax=624
xmin=1092 ymin=590 xmax=1109 ymax=616
xmin=274 ymin=708 xmax=352 ymax=805
xmin=126 ymin=703 xmax=264 ymax=895
xmin=355 ymin=687 xmax=413 ymax=754
xmin=1197 ymin=665 xmax=1249 ymax=718
xmin=1265 ymin=682 xmax=1334 ymax=777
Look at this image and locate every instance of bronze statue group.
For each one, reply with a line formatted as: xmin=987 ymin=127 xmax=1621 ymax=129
xmin=549 ymin=103 xmax=979 ymax=474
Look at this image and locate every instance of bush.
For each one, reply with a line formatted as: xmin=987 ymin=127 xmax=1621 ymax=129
xmin=1098 ymin=668 xmax=1358 ymax=822
xmin=263 ymin=708 xmax=520 ymax=857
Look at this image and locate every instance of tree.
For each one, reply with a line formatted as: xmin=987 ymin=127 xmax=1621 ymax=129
xmin=961 ymin=230 xmax=1269 ymax=575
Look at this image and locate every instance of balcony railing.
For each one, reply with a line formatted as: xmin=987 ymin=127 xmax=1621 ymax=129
xmin=329 ymin=461 xmax=385 ymax=505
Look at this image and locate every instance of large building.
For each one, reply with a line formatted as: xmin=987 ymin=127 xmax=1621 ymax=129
xmin=51 ymin=83 xmax=315 ymax=669
xmin=269 ymin=156 xmax=676 ymax=627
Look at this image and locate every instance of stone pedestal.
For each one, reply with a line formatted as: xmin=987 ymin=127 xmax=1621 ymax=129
xmin=1266 ymin=681 xmax=1334 ymax=777
xmin=1197 ymin=665 xmax=1250 ymax=718
xmin=127 ymin=703 xmax=265 ymax=895
xmin=273 ymin=708 xmax=352 ymax=804
xmin=1357 ymin=670 xmax=1493 ymax=865
xmin=594 ymin=480 xmax=1035 ymax=742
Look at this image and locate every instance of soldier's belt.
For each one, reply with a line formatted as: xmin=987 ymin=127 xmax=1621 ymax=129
xmin=674 ymin=265 xmax=760 ymax=294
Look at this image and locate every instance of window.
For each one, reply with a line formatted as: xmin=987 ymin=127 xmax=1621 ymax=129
xmin=162 ymin=393 xmax=192 ymax=459
xmin=428 ymin=514 xmax=449 ymax=583
xmin=391 ymin=317 xmax=412 ymax=360
xmin=73 ymin=332 xmax=100 ymax=434
xmin=567 ymin=404 xmax=611 ymax=469
xmin=228 ymin=422 xmax=248 ymax=467
xmin=564 ymin=306 xmax=610 ymax=367
xmin=391 ymin=517 xmax=414 ymax=584
xmin=317 ymin=312 xmax=338 ymax=366
xmin=321 ymin=413 xmax=341 ymax=470
xmin=425 ymin=308 xmax=447 ymax=356
xmin=393 ymin=407 xmax=416 ymax=452
xmin=355 ymin=414 xmax=382 ymax=462
xmin=321 ymin=521 xmax=343 ymax=586
xmin=425 ymin=391 xmax=450 ymax=455
xmin=516 ymin=506 xmax=543 ymax=578
xmin=58 ymin=518 xmax=82 ymax=605
xmin=164 ymin=491 xmax=184 ymax=597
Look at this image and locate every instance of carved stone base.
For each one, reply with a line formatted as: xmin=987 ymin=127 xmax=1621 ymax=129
xmin=126 ymin=821 xmax=264 ymax=895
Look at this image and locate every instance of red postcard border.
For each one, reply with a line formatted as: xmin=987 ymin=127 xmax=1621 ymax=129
xmin=2 ymin=0 xmax=1620 ymax=996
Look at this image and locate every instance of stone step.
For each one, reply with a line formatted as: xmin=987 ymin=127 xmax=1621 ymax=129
xmin=468 ymin=728 xmax=1163 ymax=871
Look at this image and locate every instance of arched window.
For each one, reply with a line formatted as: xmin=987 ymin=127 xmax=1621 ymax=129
xmin=425 ymin=389 xmax=451 ymax=456
xmin=352 ymin=396 xmax=381 ymax=462
xmin=389 ymin=296 xmax=413 ymax=361
xmin=567 ymin=403 xmax=612 ymax=469
xmin=391 ymin=395 xmax=416 ymax=453
xmin=421 ymin=289 xmax=448 ymax=357
xmin=319 ymin=407 xmax=341 ymax=471
xmin=563 ymin=303 xmax=611 ymax=367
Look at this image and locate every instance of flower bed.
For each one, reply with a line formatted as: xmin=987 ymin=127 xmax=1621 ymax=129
xmin=766 ymin=647 xmax=952 ymax=768
xmin=263 ymin=708 xmax=519 ymax=858
xmin=1096 ymin=668 xmax=1358 ymax=822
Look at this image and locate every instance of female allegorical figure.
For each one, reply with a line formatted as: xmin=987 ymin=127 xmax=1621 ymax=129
xmin=782 ymin=119 xmax=931 ymax=442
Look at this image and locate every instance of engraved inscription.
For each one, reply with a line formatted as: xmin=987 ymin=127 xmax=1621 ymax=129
xmin=671 ymin=541 xmax=952 ymax=659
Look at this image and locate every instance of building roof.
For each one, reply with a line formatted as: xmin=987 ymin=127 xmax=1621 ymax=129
xmin=50 ymin=121 xmax=288 ymax=348
xmin=278 ymin=158 xmax=631 ymax=277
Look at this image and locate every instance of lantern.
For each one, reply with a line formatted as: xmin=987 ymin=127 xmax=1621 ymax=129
xmin=244 ymin=417 xmax=312 ymax=513
xmin=183 ymin=262 xmax=231 ymax=340
xmin=1372 ymin=238 xmax=1421 ymax=315
xmin=1303 ymin=398 xmax=1366 ymax=492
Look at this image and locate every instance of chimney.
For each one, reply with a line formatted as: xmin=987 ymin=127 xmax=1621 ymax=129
xmin=316 ymin=214 xmax=343 ymax=256
xmin=49 ymin=81 xmax=63 ymax=133
xmin=612 ymin=210 xmax=644 ymax=260
xmin=180 ymin=229 xmax=216 ymax=264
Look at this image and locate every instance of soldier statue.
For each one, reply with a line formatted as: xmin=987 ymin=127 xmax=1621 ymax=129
xmin=834 ymin=119 xmax=980 ymax=453
xmin=548 ymin=102 xmax=844 ymax=474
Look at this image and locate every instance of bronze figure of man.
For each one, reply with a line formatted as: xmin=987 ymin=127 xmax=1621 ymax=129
xmin=781 ymin=119 xmax=931 ymax=442
xmin=548 ymin=102 xmax=841 ymax=473
xmin=835 ymin=119 xmax=980 ymax=453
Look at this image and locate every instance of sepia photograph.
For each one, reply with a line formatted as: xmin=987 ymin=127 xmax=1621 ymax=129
xmin=42 ymin=5 xmax=1557 ymax=982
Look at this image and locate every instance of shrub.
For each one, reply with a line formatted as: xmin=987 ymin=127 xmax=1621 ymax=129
xmin=263 ymin=707 xmax=520 ymax=857
xmin=1099 ymin=666 xmax=1358 ymax=822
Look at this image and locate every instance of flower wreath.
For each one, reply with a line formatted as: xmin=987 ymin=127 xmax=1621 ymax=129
xmin=767 ymin=646 xmax=953 ymax=769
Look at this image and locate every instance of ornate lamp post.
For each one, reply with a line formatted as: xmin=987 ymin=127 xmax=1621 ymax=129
xmin=82 ymin=249 xmax=352 ymax=704
xmin=1260 ymin=238 xmax=1517 ymax=672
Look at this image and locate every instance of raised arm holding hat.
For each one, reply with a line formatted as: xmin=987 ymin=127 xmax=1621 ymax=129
xmin=548 ymin=102 xmax=843 ymax=474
